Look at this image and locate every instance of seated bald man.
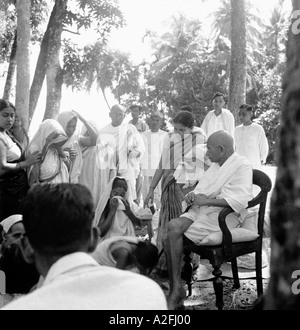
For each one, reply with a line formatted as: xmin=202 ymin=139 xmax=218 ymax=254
xmin=163 ymin=130 xmax=253 ymax=310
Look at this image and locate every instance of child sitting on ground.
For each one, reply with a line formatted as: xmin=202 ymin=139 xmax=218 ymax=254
xmin=94 ymin=177 xmax=144 ymax=240
xmin=92 ymin=236 xmax=159 ymax=275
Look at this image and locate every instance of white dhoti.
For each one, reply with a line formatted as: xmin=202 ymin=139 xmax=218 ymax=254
xmin=183 ymin=206 xmax=241 ymax=245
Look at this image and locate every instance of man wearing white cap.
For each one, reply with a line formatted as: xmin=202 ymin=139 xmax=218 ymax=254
xmin=0 ymin=214 xmax=39 ymax=293
xmin=0 ymin=214 xmax=24 ymax=235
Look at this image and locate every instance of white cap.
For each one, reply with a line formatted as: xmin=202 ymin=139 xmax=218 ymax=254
xmin=0 ymin=214 xmax=23 ymax=233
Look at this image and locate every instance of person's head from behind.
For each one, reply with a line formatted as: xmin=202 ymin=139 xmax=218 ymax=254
xmin=172 ymin=111 xmax=195 ymax=136
xmin=181 ymin=105 xmax=193 ymax=113
xmin=0 ymin=99 xmax=16 ymax=132
xmin=206 ymin=130 xmax=234 ymax=165
xmin=0 ymin=215 xmax=24 ymax=250
xmin=110 ymin=104 xmax=125 ymax=127
xmin=20 ymin=184 xmax=98 ymax=276
xmin=132 ymin=241 xmax=159 ymax=272
xmin=212 ymin=92 xmax=226 ymax=112
xmin=110 ymin=177 xmax=128 ymax=199
xmin=149 ymin=112 xmax=162 ymax=133
xmin=238 ymin=104 xmax=254 ymax=126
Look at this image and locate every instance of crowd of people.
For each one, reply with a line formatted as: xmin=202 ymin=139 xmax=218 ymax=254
xmin=0 ymin=92 xmax=270 ymax=310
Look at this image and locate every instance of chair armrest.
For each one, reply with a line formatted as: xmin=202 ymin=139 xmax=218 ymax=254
xmin=218 ymin=206 xmax=235 ymax=258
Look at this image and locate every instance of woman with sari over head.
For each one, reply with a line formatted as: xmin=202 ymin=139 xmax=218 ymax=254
xmin=144 ymin=111 xmax=209 ymax=275
xmin=0 ymin=99 xmax=41 ymax=221
xmin=78 ymin=120 xmax=114 ymax=208
xmin=27 ymin=119 xmax=70 ymax=186
xmin=94 ymin=177 xmax=141 ymax=241
xmin=57 ymin=110 xmax=98 ymax=183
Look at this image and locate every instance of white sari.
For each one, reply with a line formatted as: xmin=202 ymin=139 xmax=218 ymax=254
xmin=57 ymin=111 xmax=83 ymax=184
xmin=27 ymin=120 xmax=69 ymax=186
xmin=93 ymin=177 xmax=136 ymax=240
xmin=78 ymin=124 xmax=114 ymax=208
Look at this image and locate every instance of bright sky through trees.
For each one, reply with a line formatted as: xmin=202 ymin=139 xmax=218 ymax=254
xmin=29 ymin=0 xmax=292 ymax=135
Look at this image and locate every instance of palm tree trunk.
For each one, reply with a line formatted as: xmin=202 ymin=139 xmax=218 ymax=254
xmin=3 ymin=31 xmax=17 ymax=101
xmin=228 ymin=0 xmax=247 ymax=123
xmin=263 ymin=0 xmax=300 ymax=310
xmin=15 ymin=0 xmax=30 ymax=131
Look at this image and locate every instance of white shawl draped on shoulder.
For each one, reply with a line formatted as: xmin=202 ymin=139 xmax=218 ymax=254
xmin=183 ymin=153 xmax=253 ymax=245
xmin=57 ymin=111 xmax=83 ymax=183
xmin=93 ymin=177 xmax=135 ymax=240
xmin=183 ymin=153 xmax=253 ymax=221
xmin=27 ymin=120 xmax=69 ymax=185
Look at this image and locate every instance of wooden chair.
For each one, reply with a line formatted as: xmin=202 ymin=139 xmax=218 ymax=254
xmin=182 ymin=169 xmax=272 ymax=310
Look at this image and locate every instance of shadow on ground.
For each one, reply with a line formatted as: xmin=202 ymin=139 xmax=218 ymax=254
xmin=150 ymin=270 xmax=269 ymax=310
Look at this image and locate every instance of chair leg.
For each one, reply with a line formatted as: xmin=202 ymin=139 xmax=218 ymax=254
xmin=255 ymin=251 xmax=263 ymax=296
xmin=212 ymin=265 xmax=224 ymax=310
xmin=182 ymin=250 xmax=193 ymax=297
xmin=231 ymin=258 xmax=240 ymax=289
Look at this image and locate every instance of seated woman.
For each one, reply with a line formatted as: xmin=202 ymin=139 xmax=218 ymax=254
xmin=27 ymin=119 xmax=70 ymax=185
xmin=0 ymin=215 xmax=40 ymax=294
xmin=94 ymin=177 xmax=142 ymax=240
xmin=57 ymin=110 xmax=98 ymax=183
xmin=91 ymin=236 xmax=159 ymax=275
xmin=0 ymin=99 xmax=41 ymax=221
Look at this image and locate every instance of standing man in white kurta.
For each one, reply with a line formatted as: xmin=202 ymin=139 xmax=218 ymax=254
xmin=99 ymin=104 xmax=145 ymax=208
xmin=234 ymin=104 xmax=269 ymax=169
xmin=141 ymin=112 xmax=167 ymax=209
xmin=201 ymin=92 xmax=235 ymax=138
xmin=129 ymin=104 xmax=149 ymax=206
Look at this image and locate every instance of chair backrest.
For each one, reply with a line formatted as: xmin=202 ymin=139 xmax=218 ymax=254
xmin=248 ymin=169 xmax=273 ymax=237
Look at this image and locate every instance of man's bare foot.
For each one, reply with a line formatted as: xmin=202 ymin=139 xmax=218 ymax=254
xmin=167 ymin=287 xmax=187 ymax=310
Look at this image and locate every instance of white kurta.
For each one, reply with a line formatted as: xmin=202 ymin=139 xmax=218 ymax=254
xmin=99 ymin=123 xmax=145 ymax=205
xmin=2 ymin=253 xmax=167 ymax=310
xmin=183 ymin=153 xmax=253 ymax=245
xmin=141 ymin=130 xmax=167 ymax=177
xmin=234 ymin=123 xmax=269 ymax=170
xmin=140 ymin=130 xmax=167 ymax=207
xmin=201 ymin=109 xmax=235 ymax=138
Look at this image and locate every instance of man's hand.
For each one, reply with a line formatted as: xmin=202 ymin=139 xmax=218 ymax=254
xmin=184 ymin=192 xmax=196 ymax=206
xmin=193 ymin=194 xmax=209 ymax=206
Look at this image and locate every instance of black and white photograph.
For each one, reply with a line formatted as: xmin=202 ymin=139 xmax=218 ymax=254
xmin=0 ymin=0 xmax=299 ymax=314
